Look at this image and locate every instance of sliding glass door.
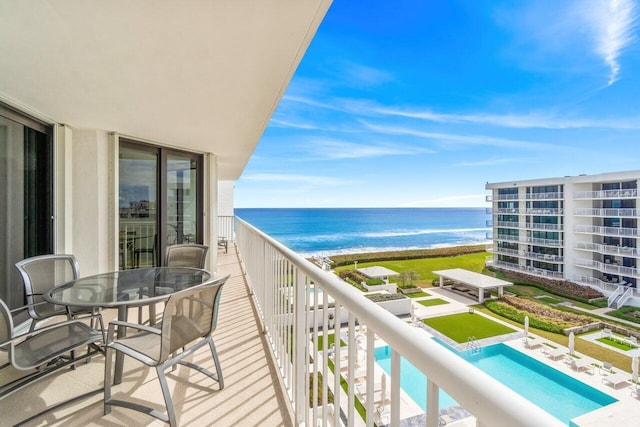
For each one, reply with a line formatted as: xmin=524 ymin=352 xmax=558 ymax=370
xmin=0 ymin=107 xmax=53 ymax=307
xmin=119 ymin=140 xmax=203 ymax=269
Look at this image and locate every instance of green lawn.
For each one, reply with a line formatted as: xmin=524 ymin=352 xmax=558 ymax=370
xmin=596 ymin=336 xmax=638 ymax=351
xmin=336 ymin=252 xmax=487 ymax=287
xmin=405 ymin=291 xmax=431 ymax=298
xmin=317 ymin=333 xmax=346 ymax=350
xmin=418 ymin=298 xmax=449 ymax=307
xmin=423 ymin=312 xmax=516 ymax=343
xmin=537 ymin=296 xmax=562 ymax=304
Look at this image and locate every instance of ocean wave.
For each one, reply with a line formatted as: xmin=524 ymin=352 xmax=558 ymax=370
xmin=280 ymin=227 xmax=490 ymax=243
xmin=297 ymin=239 xmax=490 ymax=258
xmin=360 ymin=227 xmax=489 ymax=238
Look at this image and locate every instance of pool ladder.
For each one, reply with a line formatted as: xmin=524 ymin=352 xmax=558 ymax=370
xmin=466 ymin=336 xmax=481 ymax=354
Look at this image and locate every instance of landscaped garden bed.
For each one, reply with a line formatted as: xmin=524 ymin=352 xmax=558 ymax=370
xmin=485 ymin=295 xmax=593 ymax=334
xmin=605 ymin=306 xmax=640 ymax=325
xmin=417 ymin=298 xmax=449 ymax=307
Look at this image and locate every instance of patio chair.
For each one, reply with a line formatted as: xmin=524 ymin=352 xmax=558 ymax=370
xmin=139 ymin=243 xmax=210 ymax=324
xmin=569 ymin=358 xmax=594 ymax=374
xmin=15 ymin=254 xmax=102 ymax=331
xmin=0 ymin=298 xmax=104 ymax=422
xmin=165 ymin=243 xmax=209 ymax=269
xmin=104 ymin=274 xmax=229 ymax=426
xmin=599 ymin=361 xmax=614 ymax=375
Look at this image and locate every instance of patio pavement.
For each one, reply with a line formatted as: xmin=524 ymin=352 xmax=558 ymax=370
xmin=0 ymin=245 xmax=293 ymax=426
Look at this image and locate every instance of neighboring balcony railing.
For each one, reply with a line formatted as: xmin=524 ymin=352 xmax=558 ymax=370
xmin=573 ymin=275 xmax=620 ymax=294
xmin=493 ymin=221 xmax=519 ymax=228
xmin=218 ymin=215 xmax=235 ymax=241
xmin=494 ymin=260 xmax=564 ymax=279
xmin=486 ymin=193 xmax=520 ymax=202
xmin=574 ymin=258 xmax=639 ymax=277
xmin=573 ymin=189 xmax=638 ymax=199
xmin=526 ymin=192 xmax=563 ymax=200
xmin=525 ymin=208 xmax=563 ymax=215
xmin=493 ymin=208 xmax=520 ymax=214
xmin=235 ymin=218 xmax=562 ymax=427
xmin=526 ymin=222 xmax=563 ymax=231
xmin=574 ymin=241 xmax=639 ymax=257
xmin=574 ymin=208 xmax=638 ymax=217
xmin=574 ymin=225 xmax=639 ymax=237
xmin=521 ymin=251 xmax=563 ymax=263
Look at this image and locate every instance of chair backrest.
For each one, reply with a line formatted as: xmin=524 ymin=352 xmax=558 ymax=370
xmin=159 ymin=274 xmax=228 ymax=362
xmin=165 ymin=244 xmax=208 ymax=268
xmin=15 ymin=254 xmax=80 ymax=321
xmin=0 ymin=298 xmax=14 ymax=347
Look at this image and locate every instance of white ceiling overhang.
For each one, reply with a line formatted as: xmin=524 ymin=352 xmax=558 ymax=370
xmin=0 ymin=0 xmax=332 ymax=179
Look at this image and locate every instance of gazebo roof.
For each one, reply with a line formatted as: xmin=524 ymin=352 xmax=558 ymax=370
xmin=433 ymin=268 xmax=512 ymax=289
xmin=357 ymin=266 xmax=399 ymax=278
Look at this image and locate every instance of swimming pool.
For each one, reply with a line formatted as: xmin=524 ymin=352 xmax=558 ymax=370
xmin=374 ymin=341 xmax=617 ymax=425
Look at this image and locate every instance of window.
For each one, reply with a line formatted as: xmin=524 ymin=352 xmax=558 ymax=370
xmin=0 ymin=104 xmax=53 ymax=307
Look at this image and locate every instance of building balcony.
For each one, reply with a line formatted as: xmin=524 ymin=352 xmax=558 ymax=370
xmin=574 ymin=208 xmax=638 ymax=218
xmin=526 ymin=192 xmax=564 ymax=200
xmin=486 ymin=193 xmax=520 ymax=202
xmin=525 ymin=208 xmax=563 ymax=215
xmin=526 ymin=222 xmax=563 ymax=231
xmin=574 ymin=225 xmax=639 ymax=237
xmin=493 ymin=208 xmax=521 ymax=214
xmin=493 ymin=247 xmax=520 ymax=257
xmin=494 ymin=260 xmax=564 ymax=279
xmin=574 ymin=241 xmax=639 ymax=258
xmin=525 ymin=237 xmax=563 ymax=247
xmin=521 ymin=251 xmax=564 ymax=263
xmin=573 ymin=189 xmax=638 ymax=200
xmin=574 ymin=257 xmax=640 ymax=278
xmin=494 ymin=220 xmax=520 ymax=228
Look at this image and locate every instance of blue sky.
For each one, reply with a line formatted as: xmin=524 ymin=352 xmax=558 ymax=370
xmin=235 ymin=0 xmax=640 ymax=208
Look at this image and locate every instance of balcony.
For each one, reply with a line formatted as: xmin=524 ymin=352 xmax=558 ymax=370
xmin=494 ymin=260 xmax=564 ymax=279
xmin=574 ymin=257 xmax=640 ymax=277
xmin=486 ymin=193 xmax=520 ymax=202
xmin=573 ymin=189 xmax=638 ymax=199
xmin=2 ymin=219 xmax=566 ymax=427
xmin=574 ymin=208 xmax=638 ymax=218
xmin=574 ymin=241 xmax=639 ymax=258
xmin=574 ymin=225 xmax=639 ymax=237
xmin=524 ymin=208 xmax=563 ymax=215
xmin=525 ymin=192 xmax=563 ymax=200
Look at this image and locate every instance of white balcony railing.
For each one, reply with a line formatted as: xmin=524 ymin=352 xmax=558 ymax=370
xmin=574 ymin=258 xmax=639 ymax=277
xmin=526 ymin=192 xmax=563 ymax=200
xmin=494 ymin=260 xmax=564 ymax=279
xmin=574 ymin=224 xmax=639 ymax=237
xmin=574 ymin=241 xmax=639 ymax=257
xmin=235 ymin=218 xmax=563 ymax=427
xmin=525 ymin=208 xmax=563 ymax=215
xmin=574 ymin=208 xmax=638 ymax=217
xmin=574 ymin=189 xmax=638 ymax=199
xmin=573 ymin=275 xmax=620 ymax=294
xmin=487 ymin=193 xmax=520 ymax=201
xmin=218 ymin=215 xmax=235 ymax=241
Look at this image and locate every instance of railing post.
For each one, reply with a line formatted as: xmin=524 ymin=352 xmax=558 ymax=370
xmin=427 ymin=378 xmax=440 ymax=427
xmin=293 ymin=268 xmax=306 ymax=425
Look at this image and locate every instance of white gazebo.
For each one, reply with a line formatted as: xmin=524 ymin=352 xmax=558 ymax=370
xmin=433 ymin=268 xmax=512 ymax=303
xmin=357 ymin=266 xmax=399 ymax=284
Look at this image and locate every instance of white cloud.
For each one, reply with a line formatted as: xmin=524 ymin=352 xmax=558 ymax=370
xmin=304 ymin=138 xmax=435 ymax=159
xmin=576 ymin=0 xmax=638 ymax=85
xmin=242 ymin=173 xmax=355 ymax=186
xmin=402 ymin=194 xmax=487 ymax=207
xmin=455 ymin=158 xmax=526 ymax=167
xmin=360 ymin=121 xmax=557 ymax=150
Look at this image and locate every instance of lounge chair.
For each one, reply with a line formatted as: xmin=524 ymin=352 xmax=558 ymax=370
xmin=523 ymin=337 xmax=543 ymax=350
xmin=602 ymin=372 xmax=630 ymax=389
xmin=569 ymin=358 xmax=594 ymax=374
xmin=542 ymin=346 xmax=566 ymax=360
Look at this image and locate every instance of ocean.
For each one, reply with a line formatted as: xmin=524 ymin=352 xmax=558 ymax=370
xmin=234 ymin=208 xmax=490 ymax=257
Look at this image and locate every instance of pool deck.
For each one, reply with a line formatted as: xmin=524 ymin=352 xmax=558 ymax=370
xmin=405 ymin=287 xmax=640 ymax=426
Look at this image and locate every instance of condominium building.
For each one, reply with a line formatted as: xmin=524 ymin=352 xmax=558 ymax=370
xmin=486 ymin=170 xmax=640 ymax=308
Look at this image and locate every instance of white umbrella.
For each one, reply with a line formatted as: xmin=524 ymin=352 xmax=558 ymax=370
xmin=380 ymin=373 xmax=387 ymax=405
xmin=524 ymin=315 xmax=529 ymax=338
xmin=569 ymin=332 xmax=575 ymax=356
xmin=633 ymin=355 xmax=639 ymax=383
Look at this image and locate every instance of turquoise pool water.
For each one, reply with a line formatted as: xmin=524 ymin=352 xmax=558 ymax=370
xmin=374 ymin=342 xmax=617 ymax=425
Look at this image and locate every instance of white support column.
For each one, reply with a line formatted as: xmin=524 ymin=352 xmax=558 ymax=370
xmin=479 ymin=291 xmax=485 ymax=304
xmin=439 ymin=276 xmax=443 ymax=288
xmin=390 ymin=350 xmax=401 ymax=427
xmin=498 ymin=286 xmax=504 ymax=297
xmin=426 ymin=378 xmax=440 ymax=427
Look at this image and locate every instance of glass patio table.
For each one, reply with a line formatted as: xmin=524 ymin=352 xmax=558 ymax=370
xmin=44 ymin=267 xmax=211 ymax=384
